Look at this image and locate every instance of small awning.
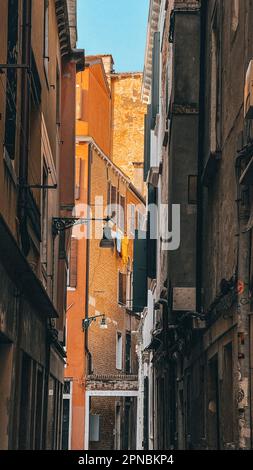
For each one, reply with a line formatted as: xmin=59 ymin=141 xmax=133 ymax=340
xmin=0 ymin=215 xmax=58 ymax=318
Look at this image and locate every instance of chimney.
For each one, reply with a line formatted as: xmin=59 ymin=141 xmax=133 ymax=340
xmin=100 ymin=55 xmax=114 ymax=89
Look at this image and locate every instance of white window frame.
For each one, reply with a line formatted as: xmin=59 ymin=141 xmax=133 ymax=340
xmin=128 ymin=203 xmax=135 ymax=237
xmin=116 ymin=331 xmax=123 ymax=370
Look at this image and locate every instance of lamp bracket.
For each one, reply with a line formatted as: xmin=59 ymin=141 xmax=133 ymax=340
xmin=82 ymin=314 xmax=105 ymax=331
xmin=52 ymin=216 xmax=111 ymax=236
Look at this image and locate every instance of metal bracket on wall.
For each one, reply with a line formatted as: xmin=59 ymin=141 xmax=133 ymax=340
xmin=52 ymin=216 xmax=111 ymax=236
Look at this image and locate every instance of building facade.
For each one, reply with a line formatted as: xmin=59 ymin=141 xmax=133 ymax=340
xmin=111 ymin=72 xmax=147 ymax=196
xmin=138 ymin=0 xmax=253 ymax=450
xmin=0 ymin=0 xmax=84 ymax=450
xmin=64 ymin=56 xmax=146 ymax=450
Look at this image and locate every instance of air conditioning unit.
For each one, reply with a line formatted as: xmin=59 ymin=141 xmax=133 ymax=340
xmin=244 ymin=60 xmax=253 ymax=119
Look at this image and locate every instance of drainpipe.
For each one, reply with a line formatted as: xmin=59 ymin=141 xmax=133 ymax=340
xmin=85 ymin=144 xmax=92 ymax=371
xmin=18 ymin=0 xmax=32 ymax=256
xmin=235 ymin=161 xmax=251 ymax=449
xmin=196 ymin=0 xmax=207 ymax=313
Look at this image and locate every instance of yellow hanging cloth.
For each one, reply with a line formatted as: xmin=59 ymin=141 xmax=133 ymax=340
xmin=121 ymin=236 xmax=129 ymax=265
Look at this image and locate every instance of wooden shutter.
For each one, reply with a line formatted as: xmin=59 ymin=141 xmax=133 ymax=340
xmin=111 ymin=185 xmax=117 ymax=223
xmin=107 ymin=181 xmax=111 ymax=215
xmin=125 ymin=333 xmax=131 ymax=374
xmin=111 ymin=185 xmax=117 ymax=205
xmin=133 ymin=230 xmax=147 ymax=312
xmin=119 ymin=195 xmax=125 ymax=232
xmin=118 ymin=272 xmax=127 ymax=305
xmin=69 ymin=238 xmax=78 ymax=288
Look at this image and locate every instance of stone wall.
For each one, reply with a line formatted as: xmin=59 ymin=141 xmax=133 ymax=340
xmin=111 ymin=73 xmax=147 ymax=195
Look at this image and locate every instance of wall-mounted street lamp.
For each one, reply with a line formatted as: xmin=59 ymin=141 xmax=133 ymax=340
xmin=99 ymin=226 xmax=115 ymax=249
xmin=82 ymin=314 xmax=108 ymax=331
xmin=52 ymin=215 xmax=115 ymax=250
xmin=52 ymin=216 xmax=112 ymax=235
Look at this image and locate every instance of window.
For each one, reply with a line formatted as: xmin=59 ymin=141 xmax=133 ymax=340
xmin=111 ymin=185 xmax=117 ymax=205
xmin=116 ymin=332 xmax=123 ymax=370
xmin=231 ymin=0 xmax=239 ymax=33
xmin=126 ymin=270 xmax=133 ymax=310
xmin=133 ymin=233 xmax=147 ymax=312
xmin=110 ymin=185 xmax=117 ymax=223
xmin=107 ymin=181 xmax=111 ymax=215
xmin=89 ymin=415 xmax=100 ymax=442
xmin=43 ymin=0 xmax=49 ymax=82
xmin=125 ymin=333 xmax=131 ymax=374
xmin=67 ymin=238 xmax=78 ymax=289
xmin=119 ymin=195 xmax=125 ymax=232
xmin=5 ymin=0 xmax=19 ymax=160
xmin=118 ymin=272 xmax=127 ymax=305
xmin=136 ymin=210 xmax=146 ymax=232
xmin=128 ymin=204 xmax=135 ymax=237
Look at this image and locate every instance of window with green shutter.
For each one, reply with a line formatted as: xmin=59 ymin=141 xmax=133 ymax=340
xmin=133 ymin=230 xmax=147 ymax=312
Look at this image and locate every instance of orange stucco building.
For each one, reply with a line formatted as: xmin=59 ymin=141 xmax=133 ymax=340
xmin=64 ymin=56 xmax=146 ymax=450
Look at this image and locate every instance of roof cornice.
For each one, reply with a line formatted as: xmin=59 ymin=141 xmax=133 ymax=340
xmin=55 ymin=0 xmax=71 ymax=58
xmin=76 ymin=136 xmax=146 ymax=204
xmin=142 ymin=0 xmax=161 ymax=103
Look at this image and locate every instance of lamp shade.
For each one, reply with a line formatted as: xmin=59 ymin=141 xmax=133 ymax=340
xmin=99 ymin=227 xmax=114 ymax=249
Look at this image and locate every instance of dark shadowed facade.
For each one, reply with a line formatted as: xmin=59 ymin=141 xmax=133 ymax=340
xmin=0 ymin=0 xmax=84 ymax=449
xmin=137 ymin=0 xmax=253 ymax=450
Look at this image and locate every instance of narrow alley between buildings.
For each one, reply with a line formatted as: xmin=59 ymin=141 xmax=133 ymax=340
xmin=1 ymin=0 xmax=253 ymax=454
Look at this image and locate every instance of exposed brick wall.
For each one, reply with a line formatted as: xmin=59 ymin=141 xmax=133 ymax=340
xmin=89 ymin=397 xmax=116 ymax=450
xmin=87 ymin=147 xmax=141 ymax=377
